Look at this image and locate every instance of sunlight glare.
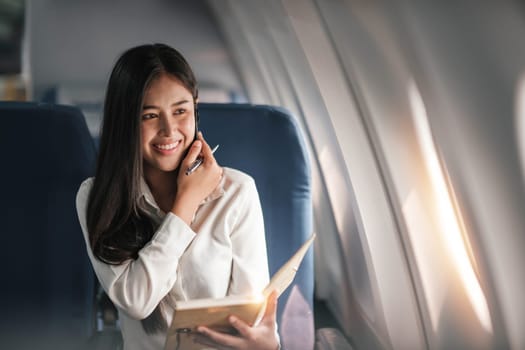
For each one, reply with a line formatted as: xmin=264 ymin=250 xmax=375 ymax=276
xmin=408 ymin=81 xmax=493 ymax=333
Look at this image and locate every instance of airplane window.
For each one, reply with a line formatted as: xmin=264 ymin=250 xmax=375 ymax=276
xmin=323 ymin=1 xmax=525 ymax=349
xmin=283 ymin=1 xmax=424 ymax=349
xmin=406 ymin=81 xmax=492 ymax=333
xmin=399 ymin=3 xmax=525 ymax=348
xmin=310 ymin=1 xmax=500 ymax=346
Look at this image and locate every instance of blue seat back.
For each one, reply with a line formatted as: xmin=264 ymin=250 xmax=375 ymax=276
xmin=200 ymin=103 xmax=315 ymax=350
xmin=0 ymin=102 xmax=96 ymax=348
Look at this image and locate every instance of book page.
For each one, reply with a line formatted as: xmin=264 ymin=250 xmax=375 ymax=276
xmin=263 ymin=233 xmax=316 ymax=297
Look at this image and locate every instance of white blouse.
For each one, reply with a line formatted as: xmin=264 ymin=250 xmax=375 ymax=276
xmin=76 ymin=167 xmax=270 ymax=350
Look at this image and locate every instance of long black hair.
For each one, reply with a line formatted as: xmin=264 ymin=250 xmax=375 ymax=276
xmin=86 ymin=43 xmax=198 ymax=333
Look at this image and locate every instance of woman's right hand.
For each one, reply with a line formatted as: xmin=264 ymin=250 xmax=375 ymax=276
xmin=171 ymin=132 xmax=223 ymax=225
xmin=193 ymin=291 xmax=281 ymax=350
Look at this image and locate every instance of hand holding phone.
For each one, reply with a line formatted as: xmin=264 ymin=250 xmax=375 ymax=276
xmin=172 ymin=133 xmax=222 ymax=225
xmin=186 ymin=144 xmax=219 ymax=175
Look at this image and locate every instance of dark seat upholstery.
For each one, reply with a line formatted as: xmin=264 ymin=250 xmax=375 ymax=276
xmin=0 ymin=102 xmax=96 ymax=349
xmin=200 ymin=103 xmax=315 ymax=350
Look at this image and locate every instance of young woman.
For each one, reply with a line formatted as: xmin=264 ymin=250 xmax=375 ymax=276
xmin=76 ymin=43 xmax=280 ymax=350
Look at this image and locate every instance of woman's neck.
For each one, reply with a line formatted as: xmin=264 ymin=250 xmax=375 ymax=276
xmin=144 ymin=170 xmax=178 ymax=213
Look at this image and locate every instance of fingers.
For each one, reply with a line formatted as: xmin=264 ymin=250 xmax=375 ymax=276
xmin=227 ymin=315 xmax=252 ymax=339
xmin=183 ymin=139 xmax=203 ymax=165
xmin=197 ymin=131 xmax=214 ymax=160
xmin=196 ymin=326 xmax=241 ymax=349
xmin=195 ymin=304 xmax=279 ymax=350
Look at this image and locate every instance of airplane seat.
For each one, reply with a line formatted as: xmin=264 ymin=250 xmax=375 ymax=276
xmin=0 ymin=102 xmax=97 ymax=349
xmin=199 ymin=103 xmax=315 ymax=350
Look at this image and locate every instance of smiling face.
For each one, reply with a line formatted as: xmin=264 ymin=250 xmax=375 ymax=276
xmin=141 ymin=73 xmax=196 ymax=181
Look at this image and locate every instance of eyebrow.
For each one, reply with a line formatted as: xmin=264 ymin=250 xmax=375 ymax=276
xmin=142 ymin=99 xmax=191 ymax=110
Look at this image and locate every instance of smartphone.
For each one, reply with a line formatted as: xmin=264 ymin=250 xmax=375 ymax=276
xmin=193 ymin=102 xmax=199 ymax=141
xmin=180 ymin=103 xmax=200 ymax=164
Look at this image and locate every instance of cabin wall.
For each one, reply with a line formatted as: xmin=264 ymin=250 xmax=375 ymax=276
xmin=25 ymin=0 xmax=242 ymax=101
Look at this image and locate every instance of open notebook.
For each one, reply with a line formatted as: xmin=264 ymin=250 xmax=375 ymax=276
xmin=164 ymin=233 xmax=316 ymax=350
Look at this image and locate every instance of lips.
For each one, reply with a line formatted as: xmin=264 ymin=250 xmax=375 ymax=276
xmin=153 ymin=140 xmax=180 ymax=152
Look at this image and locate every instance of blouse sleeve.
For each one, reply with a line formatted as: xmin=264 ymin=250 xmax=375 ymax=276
xmin=227 ymin=178 xmax=270 ymax=296
xmin=75 ymin=179 xmax=195 ymax=319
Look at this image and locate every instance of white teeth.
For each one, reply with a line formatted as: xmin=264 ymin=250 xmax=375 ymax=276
xmin=156 ymin=141 xmax=179 ymax=150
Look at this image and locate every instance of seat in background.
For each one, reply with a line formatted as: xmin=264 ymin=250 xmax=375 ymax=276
xmin=0 ymin=102 xmax=97 ymax=349
xmin=200 ymin=103 xmax=315 ymax=350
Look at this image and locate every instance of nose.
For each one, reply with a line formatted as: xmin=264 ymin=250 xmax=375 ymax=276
xmin=159 ymin=113 xmax=176 ymax=137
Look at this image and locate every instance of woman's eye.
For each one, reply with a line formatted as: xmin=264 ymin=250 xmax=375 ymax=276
xmin=141 ymin=113 xmax=157 ymax=120
xmin=174 ymin=108 xmax=186 ymax=115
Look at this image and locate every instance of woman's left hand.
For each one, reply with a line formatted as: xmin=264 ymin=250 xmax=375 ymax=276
xmin=193 ymin=291 xmax=280 ymax=350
